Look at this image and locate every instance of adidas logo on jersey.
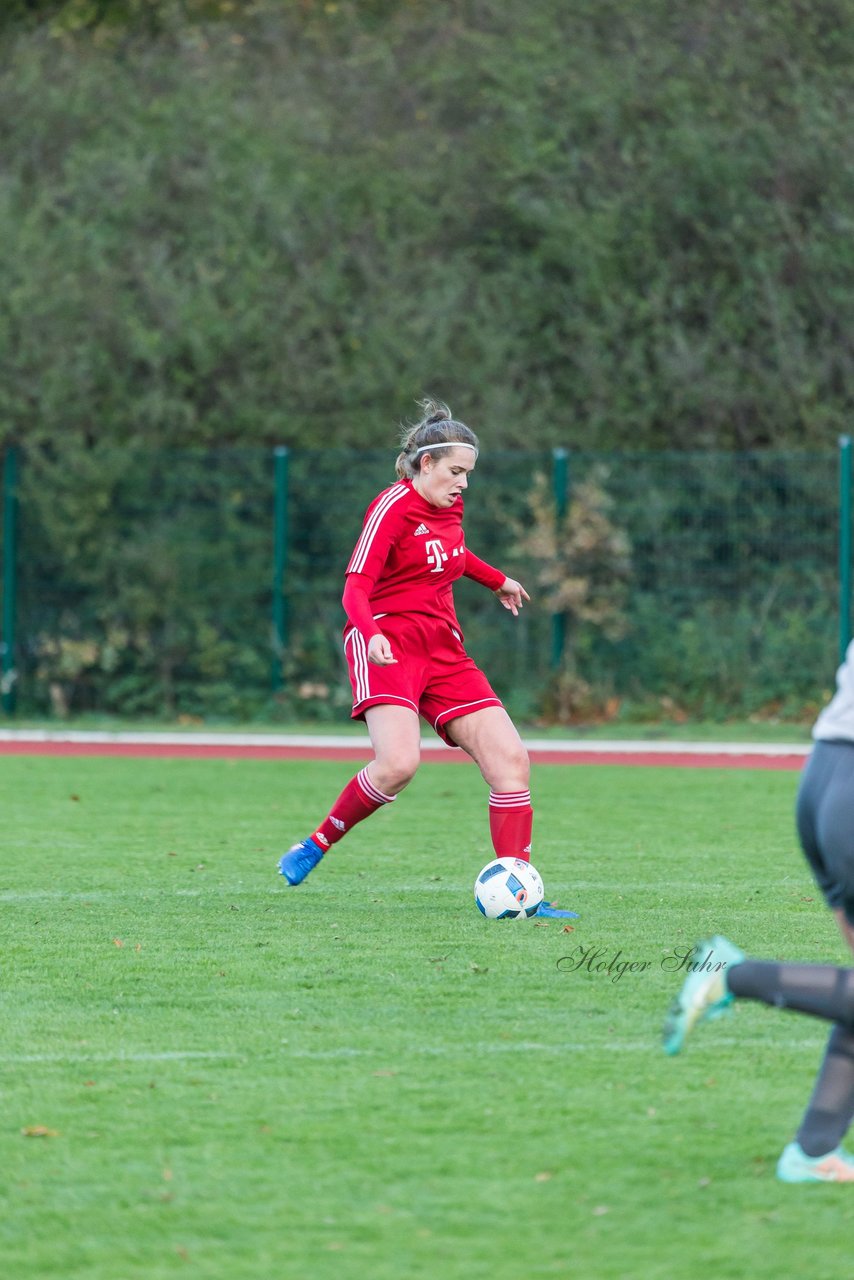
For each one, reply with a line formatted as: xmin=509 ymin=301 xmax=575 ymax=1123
xmin=330 ymin=816 xmax=347 ymax=832
xmin=413 ymin=523 xmax=429 ymax=536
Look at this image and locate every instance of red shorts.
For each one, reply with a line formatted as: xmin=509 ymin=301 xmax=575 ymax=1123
xmin=344 ymin=613 xmax=504 ymax=746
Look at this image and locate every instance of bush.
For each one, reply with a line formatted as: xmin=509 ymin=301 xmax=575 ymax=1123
xmin=1 ymin=2 xmax=853 ymax=454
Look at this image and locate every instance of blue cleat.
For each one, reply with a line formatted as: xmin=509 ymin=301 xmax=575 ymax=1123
xmin=535 ymin=901 xmax=580 ymax=919
xmin=277 ymin=837 xmax=324 ymax=886
xmin=662 ymin=934 xmax=745 ymax=1055
xmin=777 ymin=1142 xmax=854 ymax=1183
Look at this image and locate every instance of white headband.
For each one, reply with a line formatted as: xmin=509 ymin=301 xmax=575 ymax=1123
xmin=413 ymin=441 xmax=478 ymax=457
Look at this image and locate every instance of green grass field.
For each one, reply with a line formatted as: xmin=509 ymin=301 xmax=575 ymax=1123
xmin=1 ymin=754 xmax=850 ymax=1280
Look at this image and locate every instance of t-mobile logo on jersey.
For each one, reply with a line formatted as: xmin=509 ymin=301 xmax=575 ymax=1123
xmin=425 ymin=539 xmax=449 ymax=573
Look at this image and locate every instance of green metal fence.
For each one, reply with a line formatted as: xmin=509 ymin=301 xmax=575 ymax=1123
xmin=0 ymin=444 xmax=850 ymax=723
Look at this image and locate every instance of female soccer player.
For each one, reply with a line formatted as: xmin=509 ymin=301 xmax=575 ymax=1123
xmin=663 ymin=639 xmax=854 ymax=1182
xmin=277 ymin=398 xmax=573 ymax=919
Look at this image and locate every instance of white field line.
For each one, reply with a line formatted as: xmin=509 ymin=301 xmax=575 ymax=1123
xmin=0 ymin=1037 xmax=825 ymax=1065
xmin=0 ymin=888 xmax=243 ymax=901
xmin=0 ymin=1050 xmax=242 ymax=1065
xmin=0 ymin=728 xmax=811 ymax=756
xmin=0 ymin=872 xmax=798 ymax=902
xmin=276 ymin=1036 xmax=827 ymax=1056
xmin=0 ymin=878 xmax=776 ymax=902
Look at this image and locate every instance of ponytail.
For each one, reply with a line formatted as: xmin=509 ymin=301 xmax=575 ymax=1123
xmin=395 ymin=399 xmax=480 ymax=479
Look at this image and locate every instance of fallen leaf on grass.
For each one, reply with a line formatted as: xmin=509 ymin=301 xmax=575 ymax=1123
xmin=534 ymin=1171 xmax=553 ymax=1182
xmin=562 ymin=924 xmax=575 ymax=933
xmin=22 ymin=1126 xmax=59 ymax=1138
xmin=112 ymin=938 xmax=124 ymax=948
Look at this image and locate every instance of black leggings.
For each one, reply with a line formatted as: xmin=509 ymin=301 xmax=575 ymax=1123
xmin=727 ymin=961 xmax=854 ymax=1155
xmin=796 ymin=740 xmax=854 ymax=925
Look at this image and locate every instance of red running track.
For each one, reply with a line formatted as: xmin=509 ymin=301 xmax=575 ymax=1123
xmin=0 ymin=740 xmax=806 ymax=769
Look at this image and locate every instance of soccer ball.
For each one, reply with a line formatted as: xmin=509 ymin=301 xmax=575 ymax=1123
xmin=474 ymin=857 xmax=544 ymax=919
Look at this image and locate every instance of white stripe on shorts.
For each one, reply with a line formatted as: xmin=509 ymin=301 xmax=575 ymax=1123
xmin=345 ymin=627 xmax=372 ymax=704
xmin=433 ymin=698 xmax=500 ymax=732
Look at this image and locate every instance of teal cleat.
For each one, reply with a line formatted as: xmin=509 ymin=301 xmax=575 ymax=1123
xmin=535 ymin=901 xmax=579 ymax=919
xmin=662 ymin=935 xmax=745 ymax=1055
xmin=277 ymin=837 xmax=324 ymax=886
xmin=777 ymin=1142 xmax=854 ymax=1183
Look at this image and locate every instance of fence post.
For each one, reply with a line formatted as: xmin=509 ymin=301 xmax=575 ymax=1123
xmin=551 ymin=447 xmax=569 ymax=669
xmin=840 ymin=435 xmax=852 ymax=663
xmin=271 ymin=446 xmax=290 ymax=692
xmin=2 ymin=445 xmax=19 ymax=714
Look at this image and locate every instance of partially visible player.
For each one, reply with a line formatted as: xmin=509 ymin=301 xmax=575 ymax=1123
xmin=276 ymin=398 xmax=574 ymax=919
xmin=663 ymin=639 xmax=854 ymax=1182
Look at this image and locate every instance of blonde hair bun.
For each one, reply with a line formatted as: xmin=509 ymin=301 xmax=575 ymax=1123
xmin=395 ymin=398 xmax=480 ymax=479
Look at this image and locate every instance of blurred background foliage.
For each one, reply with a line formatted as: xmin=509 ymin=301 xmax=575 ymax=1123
xmin=1 ymin=2 xmax=851 ymax=721
xmin=8 ymin=445 xmax=840 ymax=723
xmin=2 ymin=0 xmax=853 ymax=452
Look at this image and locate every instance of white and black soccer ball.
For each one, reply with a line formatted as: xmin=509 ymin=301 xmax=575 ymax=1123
xmin=474 ymin=857 xmax=544 ymax=919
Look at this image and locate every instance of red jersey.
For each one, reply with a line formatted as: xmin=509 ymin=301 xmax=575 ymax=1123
xmin=343 ymin=479 xmax=505 ymax=641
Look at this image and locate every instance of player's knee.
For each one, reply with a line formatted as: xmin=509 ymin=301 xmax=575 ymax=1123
xmin=487 ymin=741 xmax=529 ymax=790
xmin=507 ymin=741 xmax=530 ymax=786
xmin=374 ymin=750 xmax=420 ymax=793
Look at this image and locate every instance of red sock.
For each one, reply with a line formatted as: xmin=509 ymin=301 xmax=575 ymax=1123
xmin=312 ymin=767 xmax=395 ymax=852
xmin=488 ymin=790 xmax=533 ymax=861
